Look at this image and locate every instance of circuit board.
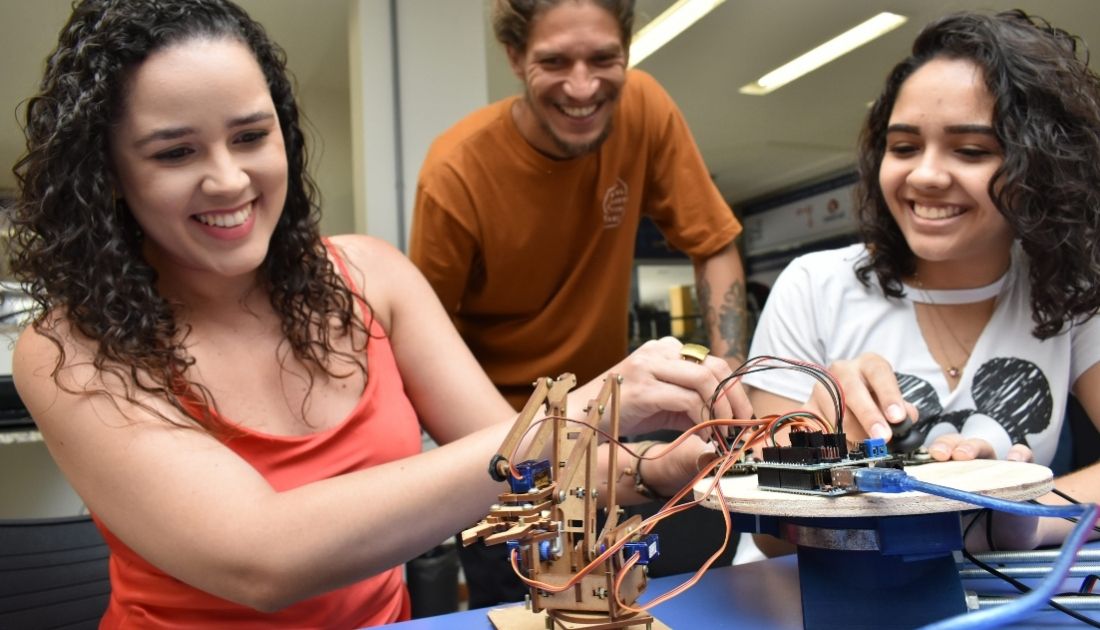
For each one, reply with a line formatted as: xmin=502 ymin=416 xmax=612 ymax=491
xmin=752 ymin=430 xmax=905 ymax=496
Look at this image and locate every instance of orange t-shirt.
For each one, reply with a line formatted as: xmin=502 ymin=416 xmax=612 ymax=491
xmin=96 ymin=257 xmax=421 ymax=628
xmin=410 ymin=69 xmax=741 ymax=407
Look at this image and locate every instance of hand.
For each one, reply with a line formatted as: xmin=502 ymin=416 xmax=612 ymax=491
xmin=807 ymin=353 xmax=918 ymax=443
xmin=928 ymin=434 xmax=1034 ymax=462
xmin=606 ymin=337 xmax=753 ymax=438
xmin=638 ymin=435 xmax=718 ymax=500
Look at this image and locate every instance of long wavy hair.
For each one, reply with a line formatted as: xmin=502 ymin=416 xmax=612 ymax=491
xmin=492 ymin=0 xmax=635 ymax=52
xmin=855 ymin=10 xmax=1100 ymax=339
xmin=9 ymin=0 xmax=370 ymax=433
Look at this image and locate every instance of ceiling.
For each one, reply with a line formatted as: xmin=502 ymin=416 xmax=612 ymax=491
xmin=3 ymin=0 xmax=1099 ymax=208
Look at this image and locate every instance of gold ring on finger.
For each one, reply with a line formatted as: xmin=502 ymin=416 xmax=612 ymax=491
xmin=679 ymin=343 xmax=710 ymax=364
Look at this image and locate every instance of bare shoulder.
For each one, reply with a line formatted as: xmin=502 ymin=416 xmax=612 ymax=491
xmin=324 ymin=234 xmax=439 ymax=330
xmin=13 ymin=313 xmax=194 ymax=433
xmin=326 ymin=233 xmax=407 ymax=269
xmin=13 ymin=316 xmax=94 ymax=408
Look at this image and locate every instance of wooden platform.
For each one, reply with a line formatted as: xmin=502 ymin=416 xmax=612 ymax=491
xmin=692 ymin=459 xmax=1053 ymax=518
xmin=488 ymin=605 xmax=670 ymax=630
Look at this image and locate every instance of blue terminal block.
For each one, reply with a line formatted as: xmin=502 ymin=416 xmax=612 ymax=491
xmin=623 ymin=534 xmax=660 ymax=565
xmin=862 ymin=437 xmax=889 ymax=458
xmin=508 ymin=459 xmax=551 ymax=494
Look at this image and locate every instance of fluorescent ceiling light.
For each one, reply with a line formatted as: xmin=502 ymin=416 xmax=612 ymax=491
xmin=740 ymin=12 xmax=908 ymax=95
xmin=629 ymin=0 xmax=727 ymax=67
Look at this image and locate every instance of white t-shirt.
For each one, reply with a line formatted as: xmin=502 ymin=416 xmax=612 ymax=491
xmin=744 ymin=243 xmax=1100 ymax=466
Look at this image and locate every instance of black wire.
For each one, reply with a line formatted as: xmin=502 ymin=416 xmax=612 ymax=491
xmin=1081 ymin=574 xmax=1099 ymax=594
xmin=713 ymin=357 xmax=845 ymax=433
xmin=961 ymin=509 xmax=1100 ymax=626
xmin=1053 ymin=488 xmax=1081 ymax=503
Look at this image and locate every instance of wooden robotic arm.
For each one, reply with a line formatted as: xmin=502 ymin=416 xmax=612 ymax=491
xmin=461 ymin=373 xmax=656 ymax=629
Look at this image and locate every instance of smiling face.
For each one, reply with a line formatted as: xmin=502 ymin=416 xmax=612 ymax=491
xmin=879 ymin=56 xmax=1016 ymax=287
xmin=507 ymin=0 xmax=627 ymax=159
xmin=109 ymin=37 xmax=287 ymax=282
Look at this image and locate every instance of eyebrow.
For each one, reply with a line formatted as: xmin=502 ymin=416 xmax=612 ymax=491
xmin=886 ymin=123 xmax=996 ymax=136
xmin=532 ymin=43 xmax=623 ymax=60
xmin=134 ymin=111 xmax=276 ymax=148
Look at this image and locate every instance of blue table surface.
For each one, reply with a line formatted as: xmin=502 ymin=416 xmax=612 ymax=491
xmin=385 ymin=549 xmax=1097 ymax=629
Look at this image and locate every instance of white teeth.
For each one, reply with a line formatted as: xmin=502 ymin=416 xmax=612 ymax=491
xmin=561 ymin=104 xmax=597 ymax=118
xmin=912 ymin=203 xmax=965 ymax=220
xmin=195 ymin=206 xmax=252 ymax=228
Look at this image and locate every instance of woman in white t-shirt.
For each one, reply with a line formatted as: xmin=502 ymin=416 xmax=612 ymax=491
xmin=745 ymin=10 xmax=1100 ymax=550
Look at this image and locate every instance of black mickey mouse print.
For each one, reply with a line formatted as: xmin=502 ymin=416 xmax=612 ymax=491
xmin=896 ymin=357 xmax=1053 ymax=448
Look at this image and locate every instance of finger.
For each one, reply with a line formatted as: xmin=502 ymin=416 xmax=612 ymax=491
xmin=722 ymin=381 xmax=755 ymax=422
xmin=626 ymin=364 xmax=718 ymax=430
xmin=697 ymin=355 xmax=736 ymax=438
xmin=856 ymin=354 xmax=912 ymax=427
xmin=1006 ymin=444 xmax=1033 ymax=463
xmin=650 ymin=353 xmax=731 ymax=423
xmin=928 ymin=434 xmax=965 ymax=461
xmin=949 ymin=437 xmax=994 ymax=461
xmin=807 ymin=384 xmax=842 ymax=434
xmin=904 ymin=401 xmax=920 ymax=422
xmin=830 ymin=366 xmax=890 ymax=442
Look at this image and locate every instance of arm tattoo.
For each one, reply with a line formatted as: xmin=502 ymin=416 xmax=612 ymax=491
xmin=696 ymin=277 xmax=748 ymax=361
xmin=718 ymin=281 xmax=748 ymax=361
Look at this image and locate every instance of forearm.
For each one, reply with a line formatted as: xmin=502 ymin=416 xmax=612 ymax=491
xmin=1032 ymin=462 xmax=1100 ymax=547
xmin=962 ymin=463 xmax=1100 ymax=552
xmin=595 ymin=436 xmax=715 ymax=507
xmin=214 ymin=420 xmax=515 ymax=610
xmin=694 ymin=240 xmax=748 ymax=366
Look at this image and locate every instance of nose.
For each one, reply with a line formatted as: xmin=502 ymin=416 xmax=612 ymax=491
xmin=201 ymin=148 xmax=250 ymax=197
xmin=906 ymin=150 xmax=951 ymax=190
xmin=562 ymin=62 xmax=598 ymax=101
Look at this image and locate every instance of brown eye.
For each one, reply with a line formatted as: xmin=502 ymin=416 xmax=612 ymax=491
xmin=153 ymin=147 xmax=193 ymax=161
xmin=235 ymin=130 xmax=269 ymax=145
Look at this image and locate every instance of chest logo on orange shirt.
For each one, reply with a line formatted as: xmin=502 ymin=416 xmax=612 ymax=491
xmin=602 ymin=178 xmax=628 ymax=229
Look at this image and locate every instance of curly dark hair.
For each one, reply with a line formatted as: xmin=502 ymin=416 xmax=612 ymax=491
xmin=855 ymin=9 xmax=1100 ymax=339
xmin=9 ymin=0 xmax=370 ymax=433
xmin=492 ymin=0 xmax=635 ymax=53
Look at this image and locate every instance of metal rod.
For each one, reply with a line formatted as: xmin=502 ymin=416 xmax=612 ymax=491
xmin=965 ymin=549 xmax=1100 ymax=564
xmin=974 ymin=595 xmax=1100 ymax=611
xmin=959 ymin=564 xmax=1100 ymax=579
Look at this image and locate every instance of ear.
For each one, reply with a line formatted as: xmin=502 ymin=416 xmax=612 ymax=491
xmin=505 ymin=45 xmax=525 ymax=80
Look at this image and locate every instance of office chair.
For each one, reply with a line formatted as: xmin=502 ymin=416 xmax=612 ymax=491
xmin=0 ymin=514 xmax=110 ymax=629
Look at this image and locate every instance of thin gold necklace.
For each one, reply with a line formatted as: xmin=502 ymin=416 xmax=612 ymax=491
xmin=915 ymin=278 xmax=974 ymax=379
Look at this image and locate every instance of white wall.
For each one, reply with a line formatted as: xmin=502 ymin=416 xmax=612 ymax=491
xmin=349 ymin=0 xmax=492 ymax=250
xmin=300 ymin=84 xmax=355 ymax=236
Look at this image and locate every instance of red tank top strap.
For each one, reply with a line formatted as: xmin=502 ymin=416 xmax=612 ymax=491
xmin=323 ymin=238 xmax=371 ymax=315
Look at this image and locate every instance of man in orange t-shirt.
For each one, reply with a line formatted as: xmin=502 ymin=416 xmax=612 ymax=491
xmin=409 ymin=0 xmax=746 ymax=607
xmin=411 ymin=1 xmax=745 ymax=408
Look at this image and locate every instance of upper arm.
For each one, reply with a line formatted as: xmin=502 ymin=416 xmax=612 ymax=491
xmin=1072 ymin=361 xmax=1100 ymax=432
xmin=12 ymin=324 xmax=284 ymax=600
xmin=330 ymin=235 xmax=513 ymax=445
xmin=408 ymin=184 xmax=478 ymax=315
xmin=631 ymin=74 xmax=740 ymax=259
xmin=746 ymin=385 xmax=802 ymax=418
